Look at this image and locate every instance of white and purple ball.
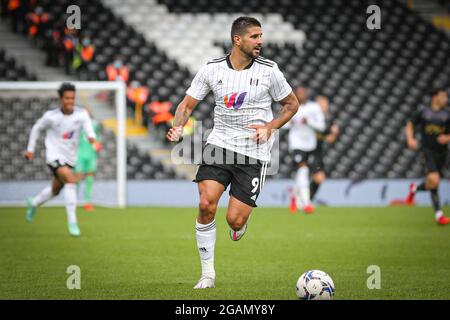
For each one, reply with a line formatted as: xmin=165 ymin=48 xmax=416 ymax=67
xmin=296 ymin=270 xmax=335 ymax=300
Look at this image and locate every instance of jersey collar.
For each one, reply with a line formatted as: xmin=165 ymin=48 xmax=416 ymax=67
xmin=226 ymin=54 xmax=254 ymax=71
xmin=60 ymin=107 xmax=74 ymax=115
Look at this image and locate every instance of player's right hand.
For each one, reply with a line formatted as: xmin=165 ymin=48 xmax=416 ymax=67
xmin=331 ymin=124 xmax=340 ymax=135
xmin=407 ymin=138 xmax=418 ymax=150
xmin=437 ymin=134 xmax=450 ymax=145
xmin=24 ymin=151 xmax=34 ymax=160
xmin=166 ymin=126 xmax=183 ymax=142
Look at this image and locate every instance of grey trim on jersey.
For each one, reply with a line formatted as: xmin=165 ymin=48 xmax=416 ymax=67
xmin=255 ymin=57 xmax=275 ymax=67
xmin=207 ymin=56 xmax=227 ymax=65
xmin=255 ymin=59 xmax=274 ymax=68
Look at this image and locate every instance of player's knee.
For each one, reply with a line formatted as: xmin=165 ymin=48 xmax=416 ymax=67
xmin=52 ymin=186 xmax=62 ymax=195
xmin=298 ymin=162 xmax=307 ymax=168
xmin=58 ymin=170 xmax=78 ymax=184
xmin=431 ymin=179 xmax=440 ymax=189
xmin=227 ymin=215 xmax=246 ymax=230
xmin=426 ymin=173 xmax=440 ymax=189
xmin=65 ymin=176 xmax=77 ymax=184
xmin=314 ymin=172 xmax=326 ymax=184
xmin=199 ymin=197 xmax=216 ymax=216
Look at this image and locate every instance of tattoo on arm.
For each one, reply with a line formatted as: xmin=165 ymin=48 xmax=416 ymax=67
xmin=173 ymin=96 xmax=199 ymax=127
xmin=270 ymin=92 xmax=299 ymax=129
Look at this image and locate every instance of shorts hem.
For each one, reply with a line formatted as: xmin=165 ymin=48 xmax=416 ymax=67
xmin=229 ymin=190 xmax=257 ymax=208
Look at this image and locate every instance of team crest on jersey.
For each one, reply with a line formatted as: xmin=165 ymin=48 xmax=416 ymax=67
xmin=224 ymin=92 xmax=247 ymax=110
xmin=250 ymin=78 xmax=259 ymax=86
xmin=62 ymin=131 xmax=75 ymax=140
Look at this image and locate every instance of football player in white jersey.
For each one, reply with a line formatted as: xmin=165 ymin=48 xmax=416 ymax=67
xmin=24 ymin=83 xmax=98 ymax=237
xmin=287 ymin=87 xmax=326 ymax=213
xmin=167 ymin=17 xmax=299 ymax=289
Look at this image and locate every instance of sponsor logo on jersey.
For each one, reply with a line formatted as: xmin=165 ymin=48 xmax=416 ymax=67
xmin=224 ymin=92 xmax=247 ymax=110
xmin=62 ymin=131 xmax=75 ymax=140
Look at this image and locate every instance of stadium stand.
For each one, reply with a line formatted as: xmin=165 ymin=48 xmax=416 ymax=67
xmin=1 ymin=0 xmax=449 ymax=181
xmin=0 ymin=47 xmax=36 ymax=80
xmin=103 ymin=0 xmax=306 ymax=73
xmin=1 ymin=0 xmax=179 ymax=180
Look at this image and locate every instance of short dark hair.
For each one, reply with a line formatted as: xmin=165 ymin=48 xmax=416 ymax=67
xmin=431 ymin=86 xmax=447 ymax=97
xmin=231 ymin=16 xmax=261 ymax=44
xmin=58 ymin=82 xmax=76 ymax=98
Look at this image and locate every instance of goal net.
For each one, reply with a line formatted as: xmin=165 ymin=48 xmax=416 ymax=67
xmin=0 ymin=81 xmax=127 ymax=208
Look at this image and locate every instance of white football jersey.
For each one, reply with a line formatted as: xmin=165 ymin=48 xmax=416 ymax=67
xmin=288 ymin=100 xmax=326 ymax=151
xmin=186 ymin=54 xmax=292 ymax=161
xmin=27 ymin=106 xmax=96 ymax=166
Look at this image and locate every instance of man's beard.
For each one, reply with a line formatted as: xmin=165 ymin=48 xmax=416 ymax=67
xmin=241 ymin=46 xmax=261 ymax=59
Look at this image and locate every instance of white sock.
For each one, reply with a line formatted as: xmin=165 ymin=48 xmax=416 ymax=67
xmin=196 ymin=219 xmax=216 ymax=278
xmin=294 ymin=187 xmax=302 ymax=209
xmin=64 ymin=183 xmax=77 ymax=224
xmin=32 ymin=186 xmax=54 ymax=207
xmin=435 ymin=210 xmax=443 ymax=221
xmin=296 ymin=166 xmax=310 ymax=207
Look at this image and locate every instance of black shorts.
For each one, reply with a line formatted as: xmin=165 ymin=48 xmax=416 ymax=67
xmin=291 ymin=149 xmax=314 ymax=166
xmin=421 ymin=148 xmax=448 ymax=175
xmin=193 ymin=146 xmax=267 ymax=207
xmin=310 ymin=148 xmax=325 ymax=174
xmin=47 ymin=160 xmax=74 ymax=180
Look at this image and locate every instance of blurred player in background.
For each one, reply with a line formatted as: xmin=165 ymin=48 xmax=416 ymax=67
xmin=405 ymin=87 xmax=450 ymax=225
xmin=166 ymin=17 xmax=299 ymax=289
xmin=75 ymin=107 xmax=102 ymax=211
xmin=309 ymin=95 xmax=339 ymax=202
xmin=288 ymin=87 xmax=325 ymax=213
xmin=25 ymin=83 xmax=98 ymax=236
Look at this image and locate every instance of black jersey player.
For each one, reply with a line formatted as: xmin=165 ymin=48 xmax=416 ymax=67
xmin=405 ymin=87 xmax=450 ymax=225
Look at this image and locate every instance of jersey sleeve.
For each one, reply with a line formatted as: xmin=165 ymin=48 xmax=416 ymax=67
xmin=26 ymin=112 xmax=51 ymax=153
xmin=306 ymin=105 xmax=326 ymax=132
xmin=186 ymin=64 xmax=211 ymax=101
xmin=81 ymin=110 xmax=96 ymax=140
xmin=409 ymin=109 xmax=422 ymax=126
xmin=446 ymin=112 xmax=450 ymax=134
xmin=283 ymin=120 xmax=292 ymax=129
xmin=269 ymin=63 xmax=292 ymax=102
xmin=323 ymin=117 xmax=334 ymax=135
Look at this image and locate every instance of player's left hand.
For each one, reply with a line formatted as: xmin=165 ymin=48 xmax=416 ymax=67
xmin=331 ymin=124 xmax=339 ymax=135
xmin=24 ymin=151 xmax=33 ymax=161
xmin=249 ymin=124 xmax=274 ymax=144
xmin=437 ymin=134 xmax=450 ymax=145
xmin=93 ymin=141 xmax=103 ymax=153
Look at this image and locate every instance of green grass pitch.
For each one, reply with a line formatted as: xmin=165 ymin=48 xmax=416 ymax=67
xmin=0 ymin=205 xmax=449 ymax=300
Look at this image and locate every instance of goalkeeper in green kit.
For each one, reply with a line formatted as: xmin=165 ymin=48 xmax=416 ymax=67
xmin=75 ymin=108 xmax=102 ymax=211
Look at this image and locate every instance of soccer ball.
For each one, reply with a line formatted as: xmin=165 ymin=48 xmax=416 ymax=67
xmin=296 ymin=270 xmax=335 ymax=300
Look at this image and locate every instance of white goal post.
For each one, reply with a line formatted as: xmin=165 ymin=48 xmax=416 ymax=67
xmin=0 ymin=81 xmax=127 ymax=208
